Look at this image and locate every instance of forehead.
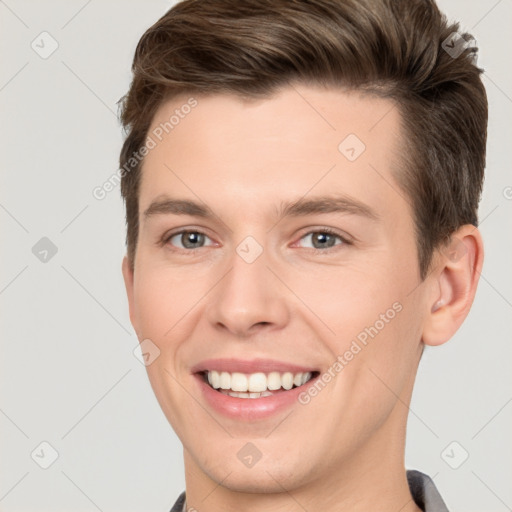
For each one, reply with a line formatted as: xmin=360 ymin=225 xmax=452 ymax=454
xmin=139 ymin=84 xmax=408 ymax=223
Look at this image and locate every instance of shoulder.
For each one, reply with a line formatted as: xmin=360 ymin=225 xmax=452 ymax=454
xmin=407 ymin=469 xmax=450 ymax=512
xmin=169 ymin=490 xmax=186 ymax=512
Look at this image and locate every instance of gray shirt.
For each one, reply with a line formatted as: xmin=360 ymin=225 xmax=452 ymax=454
xmin=169 ymin=469 xmax=449 ymax=511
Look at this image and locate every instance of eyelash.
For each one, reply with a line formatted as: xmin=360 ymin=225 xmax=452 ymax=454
xmin=161 ymin=227 xmax=352 ymax=254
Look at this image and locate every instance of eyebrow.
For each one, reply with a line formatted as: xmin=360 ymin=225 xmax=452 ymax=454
xmin=279 ymin=195 xmax=380 ymax=221
xmin=144 ymin=197 xmax=213 ymax=219
xmin=143 ymin=194 xmax=380 ymax=222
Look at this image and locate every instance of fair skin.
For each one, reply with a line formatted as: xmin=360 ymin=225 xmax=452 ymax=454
xmin=122 ymin=84 xmax=483 ymax=512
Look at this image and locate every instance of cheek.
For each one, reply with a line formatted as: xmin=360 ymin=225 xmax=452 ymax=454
xmin=298 ymin=252 xmax=421 ymax=383
xmin=333 ymin=292 xmax=423 ymax=433
xmin=291 ymin=262 xmax=404 ymax=340
xmin=132 ymin=266 xmax=202 ymax=341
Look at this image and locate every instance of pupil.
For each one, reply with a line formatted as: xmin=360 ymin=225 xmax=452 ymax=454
xmin=184 ymin=232 xmax=203 ymax=248
xmin=314 ymin=232 xmax=334 ymax=248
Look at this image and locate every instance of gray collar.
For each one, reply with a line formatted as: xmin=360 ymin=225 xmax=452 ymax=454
xmin=407 ymin=469 xmax=450 ymax=511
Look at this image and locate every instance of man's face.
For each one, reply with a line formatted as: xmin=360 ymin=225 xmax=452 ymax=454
xmin=123 ymin=85 xmax=428 ymax=492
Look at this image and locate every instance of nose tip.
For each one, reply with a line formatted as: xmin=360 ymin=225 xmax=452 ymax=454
xmin=213 ymin=303 xmax=280 ymax=338
xmin=205 ymin=249 xmax=289 ymax=338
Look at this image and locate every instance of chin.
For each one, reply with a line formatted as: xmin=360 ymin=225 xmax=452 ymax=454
xmin=193 ymin=445 xmax=312 ymax=493
xmin=211 ymin=464 xmax=301 ymax=494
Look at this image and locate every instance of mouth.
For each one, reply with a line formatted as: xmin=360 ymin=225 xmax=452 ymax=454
xmin=199 ymin=370 xmax=320 ymax=399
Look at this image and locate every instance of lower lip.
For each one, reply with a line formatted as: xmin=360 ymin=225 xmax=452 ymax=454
xmin=194 ymin=373 xmax=317 ymax=421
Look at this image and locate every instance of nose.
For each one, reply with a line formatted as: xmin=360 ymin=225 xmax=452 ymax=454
xmin=205 ymin=243 xmax=290 ymax=338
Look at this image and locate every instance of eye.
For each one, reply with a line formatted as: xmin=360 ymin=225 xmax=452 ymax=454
xmin=296 ymin=229 xmax=350 ymax=251
xmin=165 ymin=230 xmax=215 ymax=250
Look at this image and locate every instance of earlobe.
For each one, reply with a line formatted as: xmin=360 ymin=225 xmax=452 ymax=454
xmin=422 ymin=225 xmax=484 ymax=347
xmin=121 ymin=255 xmax=138 ymax=333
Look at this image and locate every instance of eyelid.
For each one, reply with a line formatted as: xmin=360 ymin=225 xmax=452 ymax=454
xmin=298 ymin=226 xmax=356 ymax=245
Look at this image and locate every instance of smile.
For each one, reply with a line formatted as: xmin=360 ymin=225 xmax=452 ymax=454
xmin=203 ymin=370 xmax=317 ymax=399
xmin=192 ymin=358 xmax=321 ymax=419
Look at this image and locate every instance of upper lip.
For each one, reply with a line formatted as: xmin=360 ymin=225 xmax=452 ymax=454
xmin=191 ymin=358 xmax=319 ymax=374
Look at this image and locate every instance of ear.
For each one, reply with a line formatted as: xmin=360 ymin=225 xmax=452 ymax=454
xmin=122 ymin=255 xmax=139 ymax=334
xmin=422 ymin=225 xmax=484 ymax=346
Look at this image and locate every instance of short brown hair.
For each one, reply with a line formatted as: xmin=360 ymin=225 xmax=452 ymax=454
xmin=119 ymin=0 xmax=487 ymax=279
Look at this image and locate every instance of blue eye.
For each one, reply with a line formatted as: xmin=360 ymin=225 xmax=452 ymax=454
xmin=166 ymin=230 xmax=214 ymax=249
xmin=297 ymin=229 xmax=348 ymax=250
xmin=162 ymin=228 xmax=350 ymax=252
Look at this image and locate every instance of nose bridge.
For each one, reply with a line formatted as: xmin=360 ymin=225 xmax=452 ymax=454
xmin=206 ymin=235 xmax=289 ymax=335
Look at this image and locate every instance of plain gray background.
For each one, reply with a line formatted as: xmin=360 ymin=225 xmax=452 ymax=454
xmin=1 ymin=0 xmax=511 ymax=511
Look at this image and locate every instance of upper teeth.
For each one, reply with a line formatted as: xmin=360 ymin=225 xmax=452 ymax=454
xmin=206 ymin=371 xmax=313 ymax=392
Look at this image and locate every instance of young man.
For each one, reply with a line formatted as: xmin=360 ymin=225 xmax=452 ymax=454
xmin=119 ymin=0 xmax=486 ymax=510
